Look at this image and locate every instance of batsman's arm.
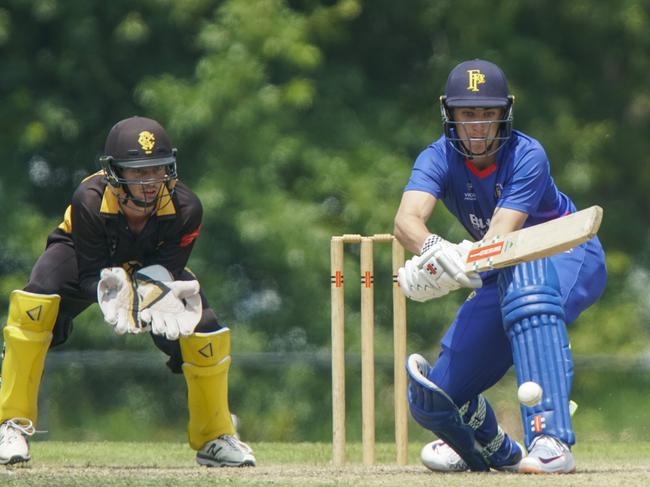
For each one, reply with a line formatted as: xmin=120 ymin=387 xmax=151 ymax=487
xmin=482 ymin=207 xmax=528 ymax=241
xmin=393 ymin=190 xmax=438 ymax=254
xmin=460 ymin=207 xmax=528 ymax=276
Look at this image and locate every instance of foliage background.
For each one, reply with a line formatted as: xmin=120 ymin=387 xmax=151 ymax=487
xmin=1 ymin=0 xmax=649 ymax=445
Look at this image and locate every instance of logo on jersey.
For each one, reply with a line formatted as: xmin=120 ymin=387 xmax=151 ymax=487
xmin=465 ymin=182 xmax=477 ymax=201
xmin=469 ymin=213 xmax=490 ymax=233
xmin=495 ymin=183 xmax=503 ymax=200
xmin=467 ymin=69 xmax=486 ymax=92
xmin=138 ymin=130 xmax=156 ymax=155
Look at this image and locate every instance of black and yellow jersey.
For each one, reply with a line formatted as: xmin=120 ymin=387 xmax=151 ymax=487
xmin=47 ymin=172 xmax=202 ymax=300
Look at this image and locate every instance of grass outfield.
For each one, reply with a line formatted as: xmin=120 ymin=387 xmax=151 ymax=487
xmin=1 ymin=441 xmax=648 ymax=486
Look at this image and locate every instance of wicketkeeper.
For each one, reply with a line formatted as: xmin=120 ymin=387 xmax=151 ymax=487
xmin=394 ymin=60 xmax=607 ymax=474
xmin=0 ymin=116 xmax=255 ymax=467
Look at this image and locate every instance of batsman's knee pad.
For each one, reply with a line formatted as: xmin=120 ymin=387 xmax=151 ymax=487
xmin=499 ymin=259 xmax=574 ymax=446
xmin=406 ymin=354 xmax=489 ymax=471
xmin=0 ymin=290 xmax=60 ymax=423
xmin=180 ymin=328 xmax=235 ymax=450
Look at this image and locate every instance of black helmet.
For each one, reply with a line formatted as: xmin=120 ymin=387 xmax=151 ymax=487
xmin=440 ymin=59 xmax=514 ymax=159
xmin=100 ymin=116 xmax=178 ymax=207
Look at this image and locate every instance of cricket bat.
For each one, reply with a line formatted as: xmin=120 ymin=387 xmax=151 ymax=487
xmin=465 ymin=205 xmax=603 ymax=273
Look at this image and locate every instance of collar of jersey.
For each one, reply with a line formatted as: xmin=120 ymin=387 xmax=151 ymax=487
xmin=464 ymin=159 xmax=497 ymax=178
xmin=100 ymin=184 xmax=176 ymax=217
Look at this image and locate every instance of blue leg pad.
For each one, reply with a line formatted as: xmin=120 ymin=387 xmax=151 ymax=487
xmin=498 ymin=259 xmax=574 ymax=446
xmin=406 ymin=354 xmax=489 ymax=471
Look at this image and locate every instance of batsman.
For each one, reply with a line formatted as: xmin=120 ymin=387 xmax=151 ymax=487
xmin=395 ymin=59 xmax=606 ymax=473
xmin=0 ymin=116 xmax=255 ymax=467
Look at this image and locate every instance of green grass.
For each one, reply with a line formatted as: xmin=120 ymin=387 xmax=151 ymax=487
xmin=1 ymin=441 xmax=648 ymax=486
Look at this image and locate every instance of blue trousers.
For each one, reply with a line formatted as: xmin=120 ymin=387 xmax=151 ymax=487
xmin=428 ymin=237 xmax=607 ymax=406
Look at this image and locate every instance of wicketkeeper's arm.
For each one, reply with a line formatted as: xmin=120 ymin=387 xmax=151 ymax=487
xmin=70 ymin=190 xmax=113 ymax=300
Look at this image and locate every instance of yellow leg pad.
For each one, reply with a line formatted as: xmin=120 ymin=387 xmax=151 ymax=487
xmin=180 ymin=328 xmax=235 ymax=450
xmin=8 ymin=290 xmax=60 ymax=333
xmin=0 ymin=291 xmax=60 ymax=424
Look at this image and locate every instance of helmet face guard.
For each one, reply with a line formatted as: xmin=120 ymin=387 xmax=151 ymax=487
xmin=100 ymin=150 xmax=178 ymax=208
xmin=440 ymin=96 xmax=514 ymax=159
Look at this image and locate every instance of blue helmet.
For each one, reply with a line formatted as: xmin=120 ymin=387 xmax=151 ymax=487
xmin=440 ymin=59 xmax=514 ymax=159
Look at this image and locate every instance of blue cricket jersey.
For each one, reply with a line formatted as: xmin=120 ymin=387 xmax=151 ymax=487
xmin=404 ymin=131 xmax=575 ymax=241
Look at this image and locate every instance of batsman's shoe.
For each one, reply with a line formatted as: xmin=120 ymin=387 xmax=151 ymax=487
xmin=519 ymin=435 xmax=575 ymax=474
xmin=196 ymin=434 xmax=256 ymax=467
xmin=0 ymin=418 xmax=35 ymax=465
xmin=421 ymin=439 xmax=470 ymax=472
xmin=490 ymin=440 xmax=524 ymax=472
xmin=421 ymin=439 xmax=524 ymax=473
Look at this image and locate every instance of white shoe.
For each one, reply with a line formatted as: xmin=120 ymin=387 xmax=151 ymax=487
xmin=519 ymin=435 xmax=575 ymax=474
xmin=0 ymin=418 xmax=35 ymax=465
xmin=421 ymin=439 xmax=524 ymax=472
xmin=196 ymin=435 xmax=256 ymax=467
xmin=421 ymin=439 xmax=469 ymax=472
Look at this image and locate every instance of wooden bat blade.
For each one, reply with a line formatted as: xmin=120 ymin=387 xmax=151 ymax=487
xmin=465 ymin=205 xmax=603 ymax=273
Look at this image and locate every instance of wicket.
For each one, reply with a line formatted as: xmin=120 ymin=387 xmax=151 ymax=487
xmin=330 ymin=234 xmax=408 ymax=466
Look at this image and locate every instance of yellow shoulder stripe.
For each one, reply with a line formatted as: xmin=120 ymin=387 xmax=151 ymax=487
xmin=57 ymin=205 xmax=72 ymax=233
xmin=155 ymin=184 xmax=176 ymax=216
xmin=100 ymin=186 xmax=121 ymax=214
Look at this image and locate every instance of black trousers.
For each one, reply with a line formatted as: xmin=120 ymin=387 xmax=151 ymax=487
xmin=23 ymin=242 xmax=222 ymax=373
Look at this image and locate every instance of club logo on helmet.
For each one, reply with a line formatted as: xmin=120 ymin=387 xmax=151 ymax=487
xmin=467 ymin=69 xmax=486 ymax=92
xmin=138 ymin=130 xmax=156 ymax=154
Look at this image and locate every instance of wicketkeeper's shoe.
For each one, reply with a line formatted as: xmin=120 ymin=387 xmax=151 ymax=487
xmin=0 ymin=418 xmax=35 ymax=465
xmin=421 ymin=439 xmax=524 ymax=472
xmin=196 ymin=435 xmax=256 ymax=467
xmin=519 ymin=435 xmax=575 ymax=474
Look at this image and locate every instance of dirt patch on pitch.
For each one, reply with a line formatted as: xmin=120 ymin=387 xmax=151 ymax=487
xmin=3 ymin=464 xmax=650 ymax=486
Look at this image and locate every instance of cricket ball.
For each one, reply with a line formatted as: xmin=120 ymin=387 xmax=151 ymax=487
xmin=517 ymin=381 xmax=543 ymax=407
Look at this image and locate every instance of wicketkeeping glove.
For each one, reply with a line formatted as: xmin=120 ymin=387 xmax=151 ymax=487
xmin=97 ymin=267 xmax=147 ymax=334
xmin=134 ymin=265 xmax=202 ymax=340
